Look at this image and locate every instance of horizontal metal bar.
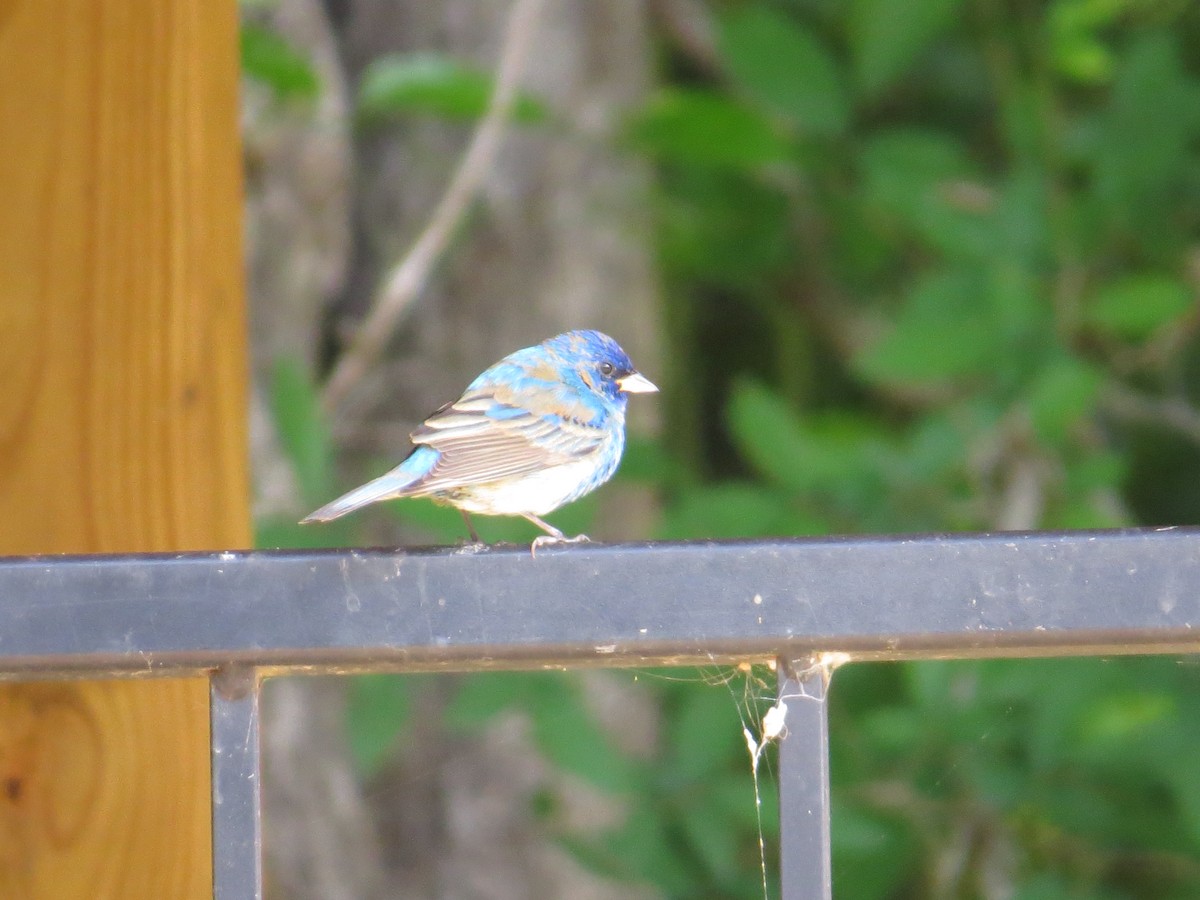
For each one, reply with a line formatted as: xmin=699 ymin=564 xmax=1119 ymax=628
xmin=0 ymin=529 xmax=1197 ymax=677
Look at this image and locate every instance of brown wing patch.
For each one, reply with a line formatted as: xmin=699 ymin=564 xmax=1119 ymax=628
xmin=405 ymin=384 xmax=607 ymax=493
xmin=527 ymin=360 xmax=560 ymax=382
xmin=489 ymin=380 xmax=598 ymax=426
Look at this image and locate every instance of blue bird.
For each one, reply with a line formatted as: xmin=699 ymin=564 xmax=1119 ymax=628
xmin=301 ymin=330 xmax=657 ymax=548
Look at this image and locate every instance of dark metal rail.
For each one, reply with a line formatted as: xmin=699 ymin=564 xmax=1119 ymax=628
xmin=2 ymin=529 xmax=1198 ymax=898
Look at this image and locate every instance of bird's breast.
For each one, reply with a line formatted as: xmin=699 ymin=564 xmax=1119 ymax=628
xmin=446 ymin=437 xmax=622 ymax=517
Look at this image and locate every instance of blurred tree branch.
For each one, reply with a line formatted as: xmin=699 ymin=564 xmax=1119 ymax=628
xmin=320 ymin=0 xmax=547 ymax=413
xmin=1103 ymin=382 xmax=1200 ymax=447
xmin=649 ymin=0 xmax=719 ymax=73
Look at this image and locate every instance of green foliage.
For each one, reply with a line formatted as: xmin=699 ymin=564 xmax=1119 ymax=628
xmin=639 ymin=1 xmax=1200 ymax=895
xmin=830 ymin=657 xmax=1200 ymax=897
xmin=626 ymin=89 xmax=792 ymax=168
xmin=241 ymin=23 xmax=320 ymax=100
xmin=357 ymin=53 xmax=548 ymax=124
xmin=1025 ymin=356 xmax=1104 ymax=445
xmin=346 ymin=674 xmax=414 ymax=776
xmin=269 ymin=357 xmax=333 ymax=507
xmin=449 ymin=672 xmax=639 ymax=794
xmin=1085 ymin=274 xmax=1192 ymax=339
xmin=718 ymin=7 xmax=849 ymax=135
xmin=257 ymin=356 xmax=352 ymax=549
xmin=855 ymin=269 xmax=1006 ymax=386
xmin=1047 ymin=0 xmax=1127 ymax=84
xmin=849 ymin=0 xmax=961 ymax=95
xmin=254 ymin=2 xmax=1200 ymax=896
xmin=1092 ymin=32 xmax=1200 ymax=232
xmin=447 ymin=668 xmax=780 ymax=897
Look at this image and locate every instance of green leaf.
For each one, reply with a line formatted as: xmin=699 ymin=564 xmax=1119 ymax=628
xmin=724 ymin=381 xmax=819 ymax=494
xmin=385 ymin=494 xmax=474 ymax=543
xmin=529 ymin=679 xmax=637 ymax=794
xmin=726 ymin=382 xmax=900 ymax=520
xmin=1093 ymin=32 xmax=1200 ymax=221
xmin=849 ymin=0 xmax=961 ymax=95
xmin=269 ymin=357 xmax=334 ymax=507
xmin=626 ymin=89 xmax=792 ymax=168
xmin=241 ymin=24 xmax=320 ymax=100
xmin=560 ymin=817 xmax=694 ymax=895
xmin=992 ymin=167 xmax=1052 ymax=267
xmin=718 ymin=7 xmax=849 ymax=136
xmin=678 ymin=795 xmax=744 ymax=885
xmin=616 ymin=435 xmax=678 ymax=486
xmin=1166 ymin=729 xmax=1200 ymax=847
xmin=901 ymin=413 xmax=969 ymax=481
xmin=658 ymin=483 xmax=820 ymax=539
xmin=450 ymin=673 xmax=637 ymax=794
xmin=1063 ymin=451 xmax=1125 ymax=495
xmin=1026 ymin=356 xmax=1103 ymax=445
xmin=660 ymin=170 xmax=793 ymax=286
xmin=903 ymin=660 xmax=973 ymax=713
xmin=346 ymin=674 xmax=412 ymax=776
xmin=1051 ymin=30 xmax=1115 ymax=85
xmin=832 ymin=803 xmax=918 ymax=900
xmin=860 ymin=129 xmax=974 ymax=220
xmin=1051 ymin=0 xmax=1146 ymax=91
xmin=854 ymin=270 xmax=1002 ymax=386
xmin=1077 ymin=691 xmax=1174 ymax=745
xmin=445 ymin=671 xmax=542 ymax=730
xmin=858 ymin=707 xmax=925 ymax=758
xmin=858 ymin=129 xmax=996 ymax=258
xmin=595 ymin=800 xmax=697 ymax=893
xmin=358 ymin=53 xmax=547 ymax=123
xmin=667 ymin=683 xmax=744 ymax=781
xmin=255 ymin=514 xmax=350 ymax=550
xmin=1085 ymin=274 xmax=1192 ymax=339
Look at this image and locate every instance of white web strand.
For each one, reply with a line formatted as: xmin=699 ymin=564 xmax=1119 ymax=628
xmin=717 ymin=661 xmax=783 ymax=900
xmin=727 ymin=653 xmax=852 ymax=900
xmin=744 ymin=697 xmax=788 ymax=900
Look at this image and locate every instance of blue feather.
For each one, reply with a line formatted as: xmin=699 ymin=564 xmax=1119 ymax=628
xmin=301 ymin=330 xmax=656 ymax=542
xmin=299 ymin=447 xmax=438 ymax=523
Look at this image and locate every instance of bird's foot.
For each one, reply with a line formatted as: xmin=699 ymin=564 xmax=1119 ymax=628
xmin=530 ymin=533 xmax=591 ymax=558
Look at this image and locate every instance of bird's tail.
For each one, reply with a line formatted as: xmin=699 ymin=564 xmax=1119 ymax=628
xmin=299 ymin=449 xmax=435 ymax=524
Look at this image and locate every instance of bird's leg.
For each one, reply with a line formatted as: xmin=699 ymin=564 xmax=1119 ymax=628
xmin=524 ymin=514 xmax=590 ymax=556
xmin=524 ymin=514 xmax=564 ymax=539
xmin=460 ymin=510 xmax=482 ymax=543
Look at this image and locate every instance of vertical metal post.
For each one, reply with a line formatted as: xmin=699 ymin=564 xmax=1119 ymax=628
xmin=777 ymin=656 xmax=833 ymax=900
xmin=211 ymin=666 xmax=263 ymax=900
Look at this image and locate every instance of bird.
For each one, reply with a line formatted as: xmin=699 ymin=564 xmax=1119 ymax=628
xmin=301 ymin=330 xmax=657 ymax=549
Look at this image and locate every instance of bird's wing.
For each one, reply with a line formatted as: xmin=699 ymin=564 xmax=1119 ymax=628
xmin=408 ymin=383 xmax=608 ymax=491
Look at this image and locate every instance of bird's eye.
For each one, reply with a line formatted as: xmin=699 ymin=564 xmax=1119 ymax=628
xmin=598 ymin=362 xmax=615 ymax=377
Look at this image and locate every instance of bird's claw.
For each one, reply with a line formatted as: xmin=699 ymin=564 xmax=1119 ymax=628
xmin=530 ymin=533 xmax=591 ymax=557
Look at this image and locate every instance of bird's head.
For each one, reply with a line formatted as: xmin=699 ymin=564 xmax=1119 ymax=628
xmin=546 ymin=330 xmax=658 ymax=404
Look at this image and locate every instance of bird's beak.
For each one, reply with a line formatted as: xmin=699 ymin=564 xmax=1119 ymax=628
xmin=617 ymin=372 xmax=658 ymax=394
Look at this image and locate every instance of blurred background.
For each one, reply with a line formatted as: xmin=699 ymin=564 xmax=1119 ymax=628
xmin=241 ymin=0 xmax=1200 ymax=896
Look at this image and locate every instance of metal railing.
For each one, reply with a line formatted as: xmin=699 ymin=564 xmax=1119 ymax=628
xmin=3 ymin=528 xmax=1199 ymax=898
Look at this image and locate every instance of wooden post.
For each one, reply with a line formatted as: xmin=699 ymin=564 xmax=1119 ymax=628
xmin=0 ymin=2 xmax=248 ymax=896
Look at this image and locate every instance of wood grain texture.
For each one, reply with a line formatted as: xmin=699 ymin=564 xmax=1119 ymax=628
xmin=0 ymin=1 xmax=249 ymax=896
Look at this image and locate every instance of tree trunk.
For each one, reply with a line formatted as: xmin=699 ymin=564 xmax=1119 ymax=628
xmin=248 ymin=1 xmax=660 ymax=897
